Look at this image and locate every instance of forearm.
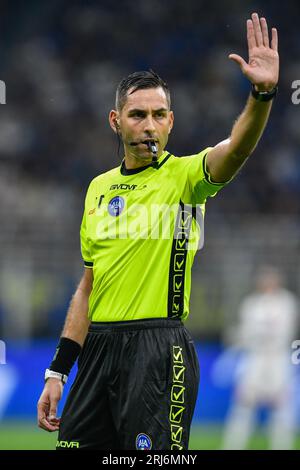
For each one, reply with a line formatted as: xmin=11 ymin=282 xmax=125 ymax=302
xmin=61 ymin=272 xmax=93 ymax=346
xmin=229 ymin=93 xmax=272 ymax=159
xmin=206 ymin=92 xmax=274 ymax=182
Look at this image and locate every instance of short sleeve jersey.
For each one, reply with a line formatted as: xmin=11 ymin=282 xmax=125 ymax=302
xmin=80 ymin=148 xmax=230 ymax=322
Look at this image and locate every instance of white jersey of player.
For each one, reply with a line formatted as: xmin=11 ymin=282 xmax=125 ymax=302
xmin=236 ymin=288 xmax=298 ymax=403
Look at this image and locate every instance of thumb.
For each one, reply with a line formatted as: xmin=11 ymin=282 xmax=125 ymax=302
xmin=49 ymin=400 xmax=58 ymax=421
xmin=228 ymin=54 xmax=248 ymax=72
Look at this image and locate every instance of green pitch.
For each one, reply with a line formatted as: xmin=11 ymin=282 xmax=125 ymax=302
xmin=0 ymin=422 xmax=299 ymax=450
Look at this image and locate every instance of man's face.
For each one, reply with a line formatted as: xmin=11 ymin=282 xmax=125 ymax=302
xmin=111 ymin=86 xmax=174 ymax=161
xmin=256 ymin=269 xmax=281 ymax=293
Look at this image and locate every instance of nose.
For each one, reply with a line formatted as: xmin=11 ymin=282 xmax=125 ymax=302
xmin=143 ymin=115 xmax=156 ymax=134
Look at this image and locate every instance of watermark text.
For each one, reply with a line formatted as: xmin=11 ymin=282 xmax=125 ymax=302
xmin=0 ymin=340 xmax=6 ymax=364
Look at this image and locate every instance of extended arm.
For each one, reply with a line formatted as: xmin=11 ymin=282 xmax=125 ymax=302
xmin=206 ymin=12 xmax=279 ymax=183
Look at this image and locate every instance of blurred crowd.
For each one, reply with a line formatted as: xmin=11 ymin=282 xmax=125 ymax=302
xmin=0 ymin=0 xmax=300 ymax=339
xmin=0 ymin=0 xmax=299 ymax=212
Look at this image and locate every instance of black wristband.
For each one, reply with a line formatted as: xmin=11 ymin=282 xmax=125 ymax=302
xmin=251 ymin=84 xmax=278 ymax=102
xmin=49 ymin=337 xmax=81 ymax=376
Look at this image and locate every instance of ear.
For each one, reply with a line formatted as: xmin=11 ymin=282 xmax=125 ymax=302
xmin=109 ymin=110 xmax=120 ymax=134
xmin=168 ymin=111 xmax=174 ymax=134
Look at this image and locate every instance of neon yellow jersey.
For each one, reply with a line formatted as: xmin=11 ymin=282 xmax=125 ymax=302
xmin=80 ymin=148 xmax=230 ymax=322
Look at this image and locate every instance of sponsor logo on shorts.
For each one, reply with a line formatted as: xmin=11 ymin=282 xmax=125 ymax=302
xmin=135 ymin=433 xmax=152 ymax=450
xmin=56 ymin=440 xmax=80 ymax=448
xmin=108 ymin=196 xmax=125 ymax=216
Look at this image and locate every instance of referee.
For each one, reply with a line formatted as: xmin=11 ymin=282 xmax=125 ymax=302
xmin=37 ymin=12 xmax=279 ymax=450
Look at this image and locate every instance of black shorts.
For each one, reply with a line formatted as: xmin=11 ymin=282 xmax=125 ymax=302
xmin=57 ymin=318 xmax=200 ymax=450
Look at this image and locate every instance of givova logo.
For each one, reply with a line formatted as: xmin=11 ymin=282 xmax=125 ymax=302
xmin=135 ymin=433 xmax=152 ymax=450
xmin=56 ymin=440 xmax=79 ymax=448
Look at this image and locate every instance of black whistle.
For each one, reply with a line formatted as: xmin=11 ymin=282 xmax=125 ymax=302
xmin=147 ymin=141 xmax=158 ymax=166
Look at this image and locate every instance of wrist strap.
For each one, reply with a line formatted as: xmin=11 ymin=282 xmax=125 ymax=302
xmin=251 ymin=84 xmax=278 ymax=102
xmin=49 ymin=337 xmax=81 ymax=376
xmin=45 ymin=368 xmax=68 ymax=384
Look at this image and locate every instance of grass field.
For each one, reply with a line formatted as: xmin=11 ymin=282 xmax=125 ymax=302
xmin=0 ymin=422 xmax=299 ymax=450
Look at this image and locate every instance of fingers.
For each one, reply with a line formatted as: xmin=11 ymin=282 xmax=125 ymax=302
xmin=37 ymin=401 xmax=60 ymax=432
xmin=248 ymin=13 xmax=277 ymax=51
xmin=37 ymin=386 xmax=62 ymax=433
xmin=37 ymin=397 xmax=48 ymax=426
xmin=271 ymin=27 xmax=278 ymax=51
xmin=46 ymin=395 xmax=60 ymax=430
xmin=260 ymin=17 xmax=269 ymax=48
xmin=247 ymin=19 xmax=256 ymax=52
xmin=39 ymin=416 xmax=60 ymax=432
xmin=49 ymin=401 xmax=58 ymax=422
xmin=251 ymin=12 xmax=263 ymax=47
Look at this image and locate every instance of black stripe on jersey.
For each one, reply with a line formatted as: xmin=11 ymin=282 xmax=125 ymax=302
xmin=167 ymin=201 xmax=193 ymax=319
xmin=84 ymin=261 xmax=93 ymax=268
xmin=155 ymin=153 xmax=171 ymax=169
xmin=120 ymin=153 xmax=171 ymax=175
xmin=192 ymin=205 xmax=202 ymax=221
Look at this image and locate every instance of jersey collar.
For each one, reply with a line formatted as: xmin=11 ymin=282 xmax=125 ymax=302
xmin=120 ymin=151 xmax=170 ymax=176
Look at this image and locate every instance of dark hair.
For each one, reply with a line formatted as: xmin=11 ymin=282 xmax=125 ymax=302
xmin=115 ymin=70 xmax=171 ymax=111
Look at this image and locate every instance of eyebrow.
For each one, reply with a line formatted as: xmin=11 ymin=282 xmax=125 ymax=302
xmin=127 ymin=107 xmax=168 ymax=114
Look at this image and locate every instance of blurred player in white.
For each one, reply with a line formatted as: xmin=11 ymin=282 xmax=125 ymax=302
xmin=222 ymin=266 xmax=298 ymax=450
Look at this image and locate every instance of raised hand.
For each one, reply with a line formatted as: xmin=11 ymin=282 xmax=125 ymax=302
xmin=229 ymin=12 xmax=279 ymax=92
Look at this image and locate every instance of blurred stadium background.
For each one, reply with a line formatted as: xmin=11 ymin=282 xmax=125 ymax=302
xmin=0 ymin=0 xmax=300 ymax=450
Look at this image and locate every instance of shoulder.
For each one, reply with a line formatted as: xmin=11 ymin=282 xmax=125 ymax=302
xmin=86 ymin=166 xmax=120 ymax=193
xmin=170 ymin=147 xmax=212 ymax=162
xmin=166 ymin=147 xmax=212 ymax=169
xmin=91 ymin=165 xmax=120 ymax=184
xmin=279 ymin=289 xmax=299 ymax=306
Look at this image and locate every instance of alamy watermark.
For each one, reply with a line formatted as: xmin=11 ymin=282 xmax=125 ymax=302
xmin=291 ymin=80 xmax=300 ymax=104
xmin=0 ymin=80 xmax=6 ymax=104
xmin=0 ymin=340 xmax=6 ymax=364
xmin=291 ymin=340 xmax=300 ymax=365
xmin=94 ymin=202 xmax=205 ymax=251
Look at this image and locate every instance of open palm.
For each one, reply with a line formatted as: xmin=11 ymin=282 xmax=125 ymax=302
xmin=229 ymin=12 xmax=279 ymax=91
